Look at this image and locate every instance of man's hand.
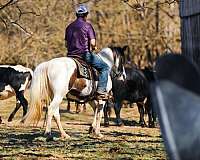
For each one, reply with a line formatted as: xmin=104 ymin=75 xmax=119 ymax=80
xmin=92 ymin=46 xmax=98 ymax=51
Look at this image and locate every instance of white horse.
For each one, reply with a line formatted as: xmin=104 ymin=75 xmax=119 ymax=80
xmin=23 ymin=46 xmax=126 ymax=139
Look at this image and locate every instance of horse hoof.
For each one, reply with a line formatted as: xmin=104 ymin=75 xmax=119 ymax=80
xmin=116 ymin=122 xmax=124 ymax=127
xmin=7 ymin=118 xmax=12 ymax=122
xmin=96 ymin=133 xmax=104 ymax=138
xmin=46 ymin=136 xmax=54 ymax=142
xmin=148 ymin=123 xmax=155 ymax=128
xmin=44 ymin=132 xmax=54 ymax=142
xmin=139 ymin=121 xmax=147 ymax=128
xmin=90 ymin=133 xmax=104 ymax=139
xmin=88 ymin=126 xmax=95 ymax=134
xmin=141 ymin=123 xmax=147 ymax=128
xmin=104 ymin=122 xmax=110 ymax=127
xmin=61 ymin=133 xmax=70 ymax=139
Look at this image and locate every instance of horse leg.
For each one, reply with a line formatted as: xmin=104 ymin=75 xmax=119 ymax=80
xmin=114 ymin=102 xmax=123 ymax=126
xmin=88 ymin=101 xmax=97 ymax=134
xmin=145 ymin=98 xmax=155 ymax=128
xmin=103 ymin=101 xmax=110 ymax=127
xmin=67 ymin=101 xmax=71 ymax=112
xmin=79 ymin=103 xmax=86 ymax=113
xmin=152 ymin=109 xmax=157 ymax=128
xmin=16 ymin=91 xmax=28 ymax=117
xmin=75 ymin=102 xmax=81 ymax=113
xmin=95 ymin=100 xmax=105 ymax=137
xmin=45 ymin=95 xmax=69 ymax=139
xmin=83 ymin=103 xmax=86 ymax=112
xmin=88 ymin=100 xmax=106 ymax=137
xmin=8 ymin=99 xmax=21 ymax=122
xmin=137 ymin=102 xmax=147 ymax=127
xmin=54 ymin=105 xmax=70 ymax=139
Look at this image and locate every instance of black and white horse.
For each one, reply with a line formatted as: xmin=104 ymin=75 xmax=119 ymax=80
xmin=0 ymin=65 xmax=33 ymax=122
xmin=104 ymin=65 xmax=156 ymax=128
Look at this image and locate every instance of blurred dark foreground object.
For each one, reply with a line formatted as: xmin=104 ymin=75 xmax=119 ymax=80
xmin=154 ymin=54 xmax=200 ymax=95
xmin=152 ymin=54 xmax=200 ymax=160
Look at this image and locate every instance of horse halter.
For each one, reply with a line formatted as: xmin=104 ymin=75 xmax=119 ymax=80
xmin=111 ymin=66 xmax=126 ymax=80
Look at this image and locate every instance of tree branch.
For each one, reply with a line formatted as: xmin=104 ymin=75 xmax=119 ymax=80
xmin=0 ymin=17 xmax=8 ymax=30
xmin=11 ymin=21 xmax=32 ymax=36
xmin=122 ymin=0 xmax=178 ymax=12
xmin=0 ymin=0 xmax=18 ymax=10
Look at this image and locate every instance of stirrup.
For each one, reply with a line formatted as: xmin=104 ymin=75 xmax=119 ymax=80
xmin=95 ymin=93 xmax=109 ymax=100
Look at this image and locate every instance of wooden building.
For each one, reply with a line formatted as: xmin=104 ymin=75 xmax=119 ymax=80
xmin=180 ymin=0 xmax=200 ymax=68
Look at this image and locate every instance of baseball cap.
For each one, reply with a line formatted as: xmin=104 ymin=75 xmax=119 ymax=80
xmin=76 ymin=5 xmax=88 ymax=14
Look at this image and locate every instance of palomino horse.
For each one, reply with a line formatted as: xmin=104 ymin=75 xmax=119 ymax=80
xmin=23 ymin=46 xmax=126 ymax=139
xmin=0 ymin=65 xmax=33 ymax=121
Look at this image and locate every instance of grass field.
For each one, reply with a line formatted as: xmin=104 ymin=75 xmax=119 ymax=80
xmin=0 ymin=93 xmax=167 ymax=160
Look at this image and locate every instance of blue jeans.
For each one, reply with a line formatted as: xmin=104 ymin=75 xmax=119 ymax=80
xmin=82 ymin=52 xmax=110 ymax=92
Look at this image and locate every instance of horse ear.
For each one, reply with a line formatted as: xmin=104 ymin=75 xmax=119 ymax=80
xmin=122 ymin=45 xmax=129 ymax=52
xmin=122 ymin=45 xmax=131 ymax=64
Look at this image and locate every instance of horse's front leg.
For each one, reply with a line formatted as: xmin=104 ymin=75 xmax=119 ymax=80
xmin=95 ymin=100 xmax=105 ymax=138
xmin=137 ymin=102 xmax=147 ymax=127
xmin=114 ymin=102 xmax=123 ymax=126
xmin=88 ymin=100 xmax=103 ymax=137
xmin=145 ymin=98 xmax=155 ymax=128
xmin=103 ymin=100 xmax=110 ymax=127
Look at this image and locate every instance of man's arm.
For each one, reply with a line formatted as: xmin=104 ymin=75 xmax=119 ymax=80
xmin=87 ymin=23 xmax=97 ymax=52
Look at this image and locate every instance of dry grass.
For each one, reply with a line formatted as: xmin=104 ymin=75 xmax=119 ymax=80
xmin=0 ymin=91 xmax=167 ymax=160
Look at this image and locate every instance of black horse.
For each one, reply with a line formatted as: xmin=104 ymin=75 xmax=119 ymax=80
xmin=104 ymin=65 xmax=156 ymax=128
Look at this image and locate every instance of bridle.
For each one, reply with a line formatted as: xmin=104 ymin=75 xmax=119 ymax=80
xmin=111 ymin=52 xmax=125 ymax=80
xmin=111 ymin=68 xmax=124 ymax=79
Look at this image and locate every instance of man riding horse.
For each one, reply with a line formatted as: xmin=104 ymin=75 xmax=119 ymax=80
xmin=23 ymin=4 xmax=126 ymax=139
xmin=65 ymin=4 xmax=109 ymax=100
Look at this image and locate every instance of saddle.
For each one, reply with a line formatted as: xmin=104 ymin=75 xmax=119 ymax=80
xmin=70 ymin=56 xmax=98 ymax=81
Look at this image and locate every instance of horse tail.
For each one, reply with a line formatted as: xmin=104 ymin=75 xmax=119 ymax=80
xmin=23 ymin=62 xmax=52 ymax=125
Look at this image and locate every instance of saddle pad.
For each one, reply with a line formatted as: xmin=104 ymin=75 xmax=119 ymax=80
xmin=73 ymin=58 xmax=98 ymax=80
xmin=73 ymin=58 xmax=92 ymax=79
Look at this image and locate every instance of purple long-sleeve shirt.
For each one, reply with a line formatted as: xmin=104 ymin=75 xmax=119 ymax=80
xmin=65 ymin=17 xmax=96 ymax=56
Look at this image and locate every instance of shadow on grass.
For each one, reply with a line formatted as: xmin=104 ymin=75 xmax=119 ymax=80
xmin=0 ymin=128 xmax=60 ymax=144
xmin=106 ymin=117 xmax=141 ymax=127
